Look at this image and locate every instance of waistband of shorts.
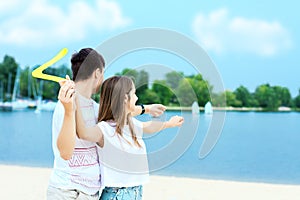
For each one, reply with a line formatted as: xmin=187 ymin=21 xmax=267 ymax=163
xmin=105 ymin=185 xmax=142 ymax=191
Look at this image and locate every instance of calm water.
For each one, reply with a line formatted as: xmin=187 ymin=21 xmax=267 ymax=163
xmin=0 ymin=110 xmax=300 ymax=185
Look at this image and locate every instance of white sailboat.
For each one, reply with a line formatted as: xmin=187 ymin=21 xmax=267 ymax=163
xmin=191 ymin=101 xmax=200 ymax=115
xmin=204 ymin=101 xmax=213 ymax=115
xmin=26 ymin=68 xmax=38 ymax=109
xmin=0 ymin=69 xmax=27 ymax=111
xmin=11 ymin=67 xmax=28 ymax=110
xmin=34 ymin=80 xmax=57 ymax=113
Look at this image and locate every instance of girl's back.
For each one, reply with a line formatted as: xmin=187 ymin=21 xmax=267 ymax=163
xmin=98 ymin=119 xmax=149 ymax=188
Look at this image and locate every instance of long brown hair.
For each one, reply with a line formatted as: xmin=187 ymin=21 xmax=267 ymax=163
xmin=98 ymin=76 xmax=141 ymax=147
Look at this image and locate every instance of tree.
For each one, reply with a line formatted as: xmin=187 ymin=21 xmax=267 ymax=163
xmin=176 ymin=78 xmax=197 ymax=106
xmin=0 ymin=55 xmax=19 ymax=101
xmin=138 ymin=89 xmax=160 ymax=104
xmin=151 ymin=80 xmax=173 ymax=106
xmin=117 ymin=68 xmax=149 ymax=104
xmin=293 ymin=89 xmax=300 ymax=108
xmin=116 ymin=68 xmax=138 ymax=79
xmin=135 ymin=70 xmax=149 ymax=101
xmin=225 ymin=90 xmax=242 ymax=107
xmin=234 ymin=85 xmax=257 ymax=107
xmin=165 ymin=71 xmax=184 ymax=90
xmin=273 ymin=86 xmax=292 ymax=107
xmin=211 ymin=92 xmax=226 ymax=107
xmin=254 ymin=84 xmax=280 ymax=110
xmin=187 ymin=74 xmax=211 ymax=107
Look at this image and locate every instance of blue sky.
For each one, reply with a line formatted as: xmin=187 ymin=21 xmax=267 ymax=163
xmin=0 ymin=0 xmax=299 ymax=96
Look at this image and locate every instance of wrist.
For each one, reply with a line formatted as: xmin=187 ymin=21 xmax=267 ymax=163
xmin=65 ymin=110 xmax=75 ymax=117
xmin=164 ymin=121 xmax=171 ymax=128
xmin=64 ymin=106 xmax=75 ymax=115
xmin=144 ymin=105 xmax=150 ymax=114
xmin=146 ymin=105 xmax=150 ymax=113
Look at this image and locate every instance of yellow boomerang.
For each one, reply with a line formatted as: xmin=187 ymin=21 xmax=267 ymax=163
xmin=32 ymin=48 xmax=68 ymax=83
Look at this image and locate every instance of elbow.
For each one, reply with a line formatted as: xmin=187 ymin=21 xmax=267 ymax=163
xmin=59 ymin=151 xmax=73 ymax=160
xmin=77 ymin=132 xmax=88 ymax=140
xmin=57 ymin=144 xmax=74 ymax=160
xmin=77 ymin=134 xmax=85 ymax=140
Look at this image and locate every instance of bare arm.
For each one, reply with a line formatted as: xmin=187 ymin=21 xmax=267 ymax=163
xmin=142 ymin=115 xmax=184 ymax=134
xmin=132 ymin=104 xmax=167 ymax=117
xmin=75 ymin=97 xmax=103 ymax=146
xmin=56 ymin=76 xmax=76 ymax=160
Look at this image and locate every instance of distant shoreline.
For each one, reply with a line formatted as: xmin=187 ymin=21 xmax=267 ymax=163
xmin=166 ymin=106 xmax=298 ymax=112
xmin=0 ymin=104 xmax=298 ymax=113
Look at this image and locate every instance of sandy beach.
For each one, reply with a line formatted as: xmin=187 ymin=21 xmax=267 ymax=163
xmin=1 ymin=164 xmax=300 ymax=200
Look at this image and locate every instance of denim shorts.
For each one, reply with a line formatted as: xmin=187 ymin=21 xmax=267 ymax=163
xmin=99 ymin=185 xmax=143 ymax=200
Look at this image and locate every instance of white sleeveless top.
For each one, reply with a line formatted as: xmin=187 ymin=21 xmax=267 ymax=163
xmin=97 ymin=118 xmax=149 ymax=187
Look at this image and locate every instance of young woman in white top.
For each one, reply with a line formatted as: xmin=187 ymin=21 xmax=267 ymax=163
xmin=75 ymin=76 xmax=184 ymax=200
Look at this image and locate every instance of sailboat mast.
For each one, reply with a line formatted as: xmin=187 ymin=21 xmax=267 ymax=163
xmin=0 ymin=81 xmax=3 ymax=102
xmin=28 ymin=68 xmax=31 ymax=98
xmin=7 ymin=73 xmax=12 ymax=100
xmin=12 ymin=67 xmax=21 ymax=102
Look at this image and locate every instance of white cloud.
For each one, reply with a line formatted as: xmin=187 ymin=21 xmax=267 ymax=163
xmin=192 ymin=8 xmax=292 ymax=56
xmin=0 ymin=0 xmax=131 ymax=47
xmin=0 ymin=0 xmax=23 ymax=13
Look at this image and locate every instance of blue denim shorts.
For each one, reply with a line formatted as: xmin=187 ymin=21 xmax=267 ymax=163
xmin=99 ymin=185 xmax=143 ymax=200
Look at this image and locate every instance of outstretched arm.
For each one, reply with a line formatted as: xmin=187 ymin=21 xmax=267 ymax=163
xmin=132 ymin=104 xmax=167 ymax=117
xmin=75 ymin=97 xmax=104 ymax=146
xmin=56 ymin=76 xmax=76 ymax=160
xmin=142 ymin=115 xmax=184 ymax=134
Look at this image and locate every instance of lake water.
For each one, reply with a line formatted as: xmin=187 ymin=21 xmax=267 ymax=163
xmin=0 ymin=110 xmax=300 ymax=185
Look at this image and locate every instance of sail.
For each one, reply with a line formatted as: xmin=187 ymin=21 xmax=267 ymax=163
xmin=204 ymin=101 xmax=213 ymax=114
xmin=192 ymin=101 xmax=199 ymax=114
xmin=12 ymin=67 xmax=27 ymax=110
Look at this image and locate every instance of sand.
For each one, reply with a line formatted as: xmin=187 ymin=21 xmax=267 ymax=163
xmin=1 ymin=164 xmax=300 ymax=200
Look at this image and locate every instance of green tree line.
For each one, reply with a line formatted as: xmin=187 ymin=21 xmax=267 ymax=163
xmin=0 ymin=55 xmax=71 ymax=101
xmin=117 ymin=68 xmax=300 ymax=111
xmin=1 ymin=55 xmax=300 ymax=111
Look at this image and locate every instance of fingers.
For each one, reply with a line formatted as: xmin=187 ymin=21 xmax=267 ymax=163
xmin=58 ymin=80 xmax=75 ymax=102
xmin=150 ymin=104 xmax=167 ymax=117
xmin=172 ymin=115 xmax=184 ymax=126
xmin=158 ymin=104 xmax=167 ymax=111
xmin=58 ymin=75 xmax=71 ymax=86
xmin=153 ymin=110 xmax=163 ymax=117
xmin=59 ymin=79 xmax=67 ymax=87
xmin=178 ymin=116 xmax=184 ymax=126
xmin=66 ymin=87 xmax=75 ymax=99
